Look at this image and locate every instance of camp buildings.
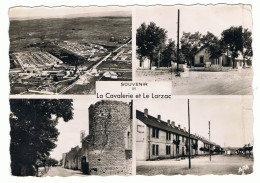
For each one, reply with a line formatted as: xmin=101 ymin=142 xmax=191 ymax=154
xmin=136 ymin=109 xmax=221 ymax=161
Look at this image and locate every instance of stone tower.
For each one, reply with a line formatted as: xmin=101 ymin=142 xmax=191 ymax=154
xmin=84 ymin=100 xmax=132 ymax=175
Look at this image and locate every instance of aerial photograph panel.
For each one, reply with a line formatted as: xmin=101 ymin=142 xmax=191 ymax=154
xmin=9 ymin=6 xmax=132 ymax=95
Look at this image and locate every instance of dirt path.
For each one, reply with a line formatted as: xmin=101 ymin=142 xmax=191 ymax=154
xmin=43 ymin=166 xmax=86 ymax=177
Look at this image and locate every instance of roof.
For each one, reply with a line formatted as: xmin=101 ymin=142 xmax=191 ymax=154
xmin=194 ymin=46 xmax=220 ymax=59
xmin=136 ymin=110 xmax=216 ymax=145
xmin=194 ymin=46 xmax=208 ymax=55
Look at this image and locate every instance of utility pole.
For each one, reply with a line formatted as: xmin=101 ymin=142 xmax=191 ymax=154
xmin=176 ymin=9 xmax=180 ymax=74
xmin=209 ymin=121 xmax=211 ymax=161
xmin=158 ymin=51 xmax=160 ymax=68
xmin=188 ymin=99 xmax=191 ymax=168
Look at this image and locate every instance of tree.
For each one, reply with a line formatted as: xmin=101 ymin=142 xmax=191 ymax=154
xmin=10 ymin=99 xmax=74 ymax=176
xmin=201 ymin=31 xmax=223 ymax=59
xmin=180 ymin=32 xmax=202 ymax=67
xmin=192 ymin=143 xmax=198 ymax=152
xmin=46 ymin=158 xmax=59 ymax=167
xmin=199 ymin=147 xmax=204 ymax=152
xmin=136 ymin=22 xmax=167 ymax=69
xmin=161 ymin=41 xmax=176 ymax=67
xmin=185 ymin=140 xmax=190 ymax=153
xmin=221 ymin=26 xmax=243 ymax=69
xmin=241 ymin=28 xmax=253 ymax=67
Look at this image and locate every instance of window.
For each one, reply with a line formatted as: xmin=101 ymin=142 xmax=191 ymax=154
xmin=139 ymin=60 xmax=143 ymax=67
xmin=137 ymin=125 xmax=144 ymax=133
xmin=176 ymin=135 xmax=179 ymax=141
xmin=126 ymin=131 xmax=131 ymax=149
xmin=152 ymin=144 xmax=159 ymax=155
xmin=166 ymin=145 xmax=171 ymax=155
xmin=200 ymin=56 xmax=204 ymax=63
xmin=182 ymin=136 xmax=184 ymax=142
xmin=166 ymin=132 xmax=171 ymax=140
xmin=152 ymin=127 xmax=159 ymax=138
xmin=156 ymin=145 xmax=159 ymax=155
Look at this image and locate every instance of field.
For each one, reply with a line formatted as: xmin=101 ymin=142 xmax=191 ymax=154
xmin=9 ymin=17 xmax=132 ymax=53
xmin=64 ymin=76 xmax=99 ymax=95
xmin=137 ymin=155 xmax=253 ymax=175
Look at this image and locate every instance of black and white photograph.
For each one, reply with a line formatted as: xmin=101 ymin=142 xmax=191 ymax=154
xmin=135 ymin=5 xmax=253 ymax=95
xmin=9 ymin=6 xmax=132 ymax=95
xmin=9 ymin=99 xmax=133 ymax=176
xmin=1 ymin=1 xmax=259 ymax=182
xmin=136 ymin=97 xmax=253 ymax=175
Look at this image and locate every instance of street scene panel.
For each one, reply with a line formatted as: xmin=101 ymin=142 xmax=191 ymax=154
xmin=135 ymin=5 xmax=253 ymax=95
xmin=9 ymin=7 xmax=132 ymax=95
xmin=10 ymin=99 xmax=133 ymax=176
xmin=136 ymin=97 xmax=253 ymax=175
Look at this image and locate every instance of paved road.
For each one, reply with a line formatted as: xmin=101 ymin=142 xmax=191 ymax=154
xmin=137 ymin=155 xmax=253 ymax=175
xmin=43 ymin=166 xmax=86 ymax=177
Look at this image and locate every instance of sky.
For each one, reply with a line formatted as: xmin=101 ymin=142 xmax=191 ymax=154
xmin=50 ymin=98 xmax=132 ymax=161
xmin=50 ymin=96 xmax=254 ymax=160
xmin=135 ymin=4 xmax=253 ymax=40
xmin=49 ymin=98 xmax=95 ymax=160
xmin=9 ymin=6 xmax=131 ymax=20
xmin=136 ymin=96 xmax=254 ymax=148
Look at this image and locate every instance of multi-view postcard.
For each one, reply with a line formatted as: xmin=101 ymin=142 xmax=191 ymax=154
xmin=8 ymin=4 xmax=254 ymax=177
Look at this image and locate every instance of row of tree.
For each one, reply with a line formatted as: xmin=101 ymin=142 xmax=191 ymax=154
xmin=136 ymin=22 xmax=252 ymax=69
xmin=10 ymin=99 xmax=74 ymax=176
xmin=237 ymin=144 xmax=253 ymax=156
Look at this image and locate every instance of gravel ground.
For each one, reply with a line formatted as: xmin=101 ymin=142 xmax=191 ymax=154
xmin=137 ymin=155 xmax=253 ymax=175
xmin=136 ymin=68 xmax=253 ymax=95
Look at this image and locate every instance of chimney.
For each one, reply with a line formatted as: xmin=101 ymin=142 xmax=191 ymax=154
xmin=157 ymin=115 xmax=161 ymax=122
xmin=184 ymin=127 xmax=186 ymax=132
xmin=178 ymin=124 xmax=181 ymax=129
xmin=171 ymin=121 xmax=175 ymax=127
xmin=167 ymin=120 xmax=170 ymax=125
xmin=144 ymin=108 xmax=148 ymax=117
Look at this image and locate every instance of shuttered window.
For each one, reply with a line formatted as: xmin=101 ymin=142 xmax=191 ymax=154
xmin=156 ymin=145 xmax=159 ymax=155
xmin=166 ymin=145 xmax=171 ymax=155
xmin=152 ymin=144 xmax=155 ymax=155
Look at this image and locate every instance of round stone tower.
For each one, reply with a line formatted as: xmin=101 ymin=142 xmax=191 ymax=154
xmin=85 ymin=100 xmax=132 ymax=175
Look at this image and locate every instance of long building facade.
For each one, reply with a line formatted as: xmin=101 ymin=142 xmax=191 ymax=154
xmin=136 ymin=109 xmax=220 ymax=161
xmin=62 ymin=100 xmax=132 ymax=175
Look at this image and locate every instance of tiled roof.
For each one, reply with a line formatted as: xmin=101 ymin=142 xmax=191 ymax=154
xmin=136 ymin=110 xmax=216 ymax=145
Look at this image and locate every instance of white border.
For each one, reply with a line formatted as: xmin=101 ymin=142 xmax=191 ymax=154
xmin=1 ymin=1 xmax=260 ymax=183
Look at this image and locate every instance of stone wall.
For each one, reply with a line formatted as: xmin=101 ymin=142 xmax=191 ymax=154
xmin=63 ymin=146 xmax=82 ymax=170
xmin=84 ymin=100 xmax=132 ymax=175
